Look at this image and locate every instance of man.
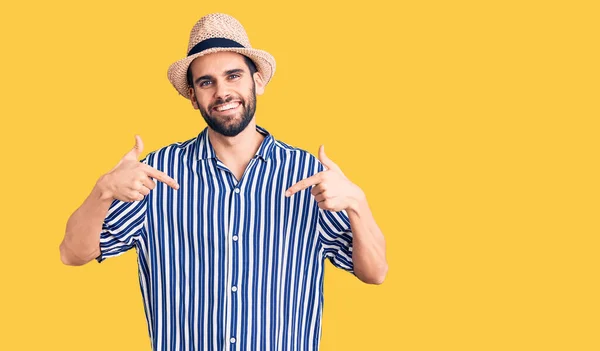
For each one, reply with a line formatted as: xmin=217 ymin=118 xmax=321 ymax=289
xmin=60 ymin=13 xmax=387 ymax=351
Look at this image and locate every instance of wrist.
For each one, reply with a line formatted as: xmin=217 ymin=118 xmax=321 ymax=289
xmin=95 ymin=174 xmax=114 ymax=202
xmin=347 ymin=186 xmax=366 ymax=213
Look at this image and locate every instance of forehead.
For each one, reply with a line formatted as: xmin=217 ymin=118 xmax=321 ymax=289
xmin=189 ymin=51 xmax=247 ymax=77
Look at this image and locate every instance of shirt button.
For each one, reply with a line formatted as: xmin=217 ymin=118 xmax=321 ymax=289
xmin=232 ymin=286 xmax=238 ymax=292
xmin=230 ymin=337 xmax=236 ymax=343
xmin=234 ymin=188 xmax=240 ymax=194
xmin=232 ymin=235 xmax=239 ymax=241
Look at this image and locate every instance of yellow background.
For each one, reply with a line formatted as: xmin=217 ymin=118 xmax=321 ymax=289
xmin=0 ymin=0 xmax=598 ymax=350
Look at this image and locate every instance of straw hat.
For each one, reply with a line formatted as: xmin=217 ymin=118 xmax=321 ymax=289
xmin=167 ymin=13 xmax=276 ymax=100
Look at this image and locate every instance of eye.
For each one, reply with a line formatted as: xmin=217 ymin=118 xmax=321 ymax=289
xmin=199 ymin=80 xmax=211 ymax=87
xmin=229 ymin=74 xmax=240 ymax=79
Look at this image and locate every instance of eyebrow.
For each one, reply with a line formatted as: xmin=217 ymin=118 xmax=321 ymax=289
xmin=194 ymin=68 xmax=246 ymax=86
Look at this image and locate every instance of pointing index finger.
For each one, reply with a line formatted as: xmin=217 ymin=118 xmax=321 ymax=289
xmin=285 ymin=173 xmax=322 ymax=197
xmin=143 ymin=164 xmax=180 ymax=190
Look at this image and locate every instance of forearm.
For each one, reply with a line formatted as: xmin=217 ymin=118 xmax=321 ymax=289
xmin=60 ymin=176 xmax=113 ymax=266
xmin=347 ymin=197 xmax=388 ymax=284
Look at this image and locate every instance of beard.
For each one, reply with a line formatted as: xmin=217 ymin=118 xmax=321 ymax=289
xmin=196 ymin=84 xmax=257 ymax=137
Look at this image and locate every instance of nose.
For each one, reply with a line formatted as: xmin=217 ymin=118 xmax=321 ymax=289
xmin=214 ymin=81 xmax=231 ymax=102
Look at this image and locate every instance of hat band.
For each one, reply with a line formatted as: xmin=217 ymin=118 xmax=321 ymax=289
xmin=187 ymin=38 xmax=245 ymax=56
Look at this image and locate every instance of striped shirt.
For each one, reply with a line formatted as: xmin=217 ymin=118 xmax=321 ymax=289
xmin=96 ymin=125 xmax=354 ymax=351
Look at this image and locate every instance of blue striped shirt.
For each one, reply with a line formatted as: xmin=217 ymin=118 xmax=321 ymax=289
xmin=96 ymin=125 xmax=354 ymax=351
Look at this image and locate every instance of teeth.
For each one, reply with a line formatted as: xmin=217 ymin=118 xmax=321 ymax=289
xmin=215 ymin=102 xmax=240 ymax=111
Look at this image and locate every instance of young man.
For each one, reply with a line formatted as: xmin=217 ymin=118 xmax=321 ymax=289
xmin=60 ymin=13 xmax=387 ymax=351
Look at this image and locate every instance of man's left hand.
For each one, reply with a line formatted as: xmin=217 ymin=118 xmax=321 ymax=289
xmin=285 ymin=145 xmax=365 ymax=212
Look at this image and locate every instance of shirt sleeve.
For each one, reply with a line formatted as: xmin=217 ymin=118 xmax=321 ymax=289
xmin=95 ymin=159 xmax=149 ymax=263
xmin=312 ymin=159 xmax=354 ymax=273
xmin=317 ymin=207 xmax=354 ymax=274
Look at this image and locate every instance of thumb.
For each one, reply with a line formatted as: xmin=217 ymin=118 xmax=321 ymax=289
xmin=318 ymin=145 xmax=342 ymax=173
xmin=123 ymin=135 xmax=144 ymax=160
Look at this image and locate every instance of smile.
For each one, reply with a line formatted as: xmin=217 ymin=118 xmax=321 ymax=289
xmin=213 ymin=101 xmax=241 ymax=112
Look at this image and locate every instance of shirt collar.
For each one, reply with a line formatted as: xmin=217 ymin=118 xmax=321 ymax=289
xmin=195 ymin=125 xmax=274 ymax=162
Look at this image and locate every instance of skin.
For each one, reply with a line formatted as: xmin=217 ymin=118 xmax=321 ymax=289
xmin=187 ymin=52 xmax=387 ymax=284
xmin=285 ymin=146 xmax=388 ymax=284
xmin=188 ymin=51 xmax=266 ymax=181
xmin=61 ymin=51 xmax=387 ymax=285
xmin=59 ymin=137 xmax=179 ymax=266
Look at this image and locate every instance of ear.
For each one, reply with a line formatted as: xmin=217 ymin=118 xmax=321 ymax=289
xmin=189 ymin=87 xmax=199 ymax=110
xmin=253 ymin=71 xmax=266 ymax=96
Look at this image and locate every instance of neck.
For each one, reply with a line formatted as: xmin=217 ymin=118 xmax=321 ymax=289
xmin=207 ymin=120 xmax=264 ymax=166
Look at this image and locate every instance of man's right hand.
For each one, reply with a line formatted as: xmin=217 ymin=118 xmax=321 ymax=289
xmin=98 ymin=135 xmax=180 ymax=202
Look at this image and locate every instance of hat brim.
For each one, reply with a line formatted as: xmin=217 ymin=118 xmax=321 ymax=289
xmin=167 ymin=47 xmax=276 ymax=100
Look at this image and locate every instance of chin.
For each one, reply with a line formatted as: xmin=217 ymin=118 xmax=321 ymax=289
xmin=216 ymin=122 xmax=249 ymax=137
xmin=201 ymin=106 xmax=254 ymax=137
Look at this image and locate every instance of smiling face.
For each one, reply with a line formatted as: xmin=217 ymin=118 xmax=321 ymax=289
xmin=188 ymin=51 xmax=265 ymax=137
